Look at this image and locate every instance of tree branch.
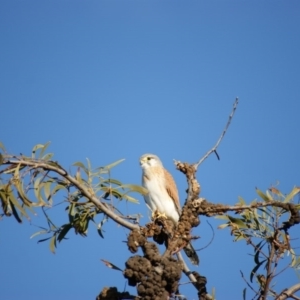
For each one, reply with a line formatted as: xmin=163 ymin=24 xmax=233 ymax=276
xmin=276 ymin=283 xmax=300 ymax=300
xmin=194 ymin=97 xmax=239 ymax=170
xmin=2 ymin=157 xmax=139 ymax=231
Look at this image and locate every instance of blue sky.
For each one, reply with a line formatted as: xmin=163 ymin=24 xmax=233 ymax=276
xmin=1 ymin=1 xmax=299 ymax=299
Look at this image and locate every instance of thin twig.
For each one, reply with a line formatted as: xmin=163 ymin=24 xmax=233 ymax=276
xmin=240 ymin=270 xmax=259 ymax=295
xmin=194 ymin=97 xmax=239 ymax=170
xmin=195 ymin=220 xmax=214 ymax=252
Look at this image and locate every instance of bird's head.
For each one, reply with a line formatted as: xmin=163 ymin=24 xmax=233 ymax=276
xmin=139 ymin=153 xmax=163 ymax=169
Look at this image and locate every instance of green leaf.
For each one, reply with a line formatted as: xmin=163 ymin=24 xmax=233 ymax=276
xmin=291 ymin=253 xmax=300 ymax=268
xmin=238 ymin=196 xmax=246 ymax=205
xmin=32 ymin=144 xmax=45 ymax=159
xmin=0 ymin=189 xmax=11 ymax=216
xmin=214 ymin=215 xmax=229 ymax=220
xmin=30 ymin=230 xmax=49 ymax=239
xmin=97 ymin=216 xmax=108 ymax=238
xmin=33 ymin=177 xmax=47 ymax=206
xmin=250 ymin=260 xmax=266 ymax=283
xmin=99 ymin=159 xmax=125 ymax=171
xmin=68 ymin=202 xmax=78 ymax=223
xmin=49 ymin=235 xmax=56 ymax=254
xmin=51 ymin=183 xmax=67 ymax=196
xmin=75 ymin=168 xmax=83 ymax=184
xmin=118 ymin=184 xmax=148 ymax=195
xmin=242 ymin=288 xmax=246 ymax=300
xmin=39 ymin=141 xmax=51 ymax=158
xmin=9 ymin=199 xmax=22 ymax=223
xmin=3 ymin=164 xmax=25 ymax=174
xmin=121 ymin=194 xmax=140 ymax=204
xmin=290 ymin=247 xmax=297 ymax=267
xmin=42 ymin=153 xmax=54 ymax=161
xmin=101 ymin=178 xmax=123 ymax=186
xmin=227 ymin=215 xmax=248 ymax=229
xmin=86 ymin=158 xmax=92 ymax=171
xmin=217 ymin=223 xmax=229 ymax=229
xmin=254 ymin=241 xmax=265 ymax=264
xmin=265 ymin=190 xmax=275 ymax=201
xmin=100 ymin=259 xmax=123 ymax=272
xmin=284 ymin=186 xmax=300 ymax=203
xmin=73 ymin=162 xmax=89 ymax=175
xmin=256 ymin=188 xmax=271 ymax=202
xmin=7 ymin=188 xmax=30 ymax=219
xmin=0 ymin=141 xmax=6 ymax=151
xmin=14 ymin=162 xmax=21 ymax=179
xmin=43 ymin=181 xmax=52 ymax=205
xmin=37 ymin=237 xmax=52 ymax=243
xmin=57 ymin=224 xmax=72 ymax=242
xmin=16 ymin=182 xmax=32 ymax=206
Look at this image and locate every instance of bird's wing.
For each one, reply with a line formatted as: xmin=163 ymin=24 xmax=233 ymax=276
xmin=163 ymin=168 xmax=181 ymax=214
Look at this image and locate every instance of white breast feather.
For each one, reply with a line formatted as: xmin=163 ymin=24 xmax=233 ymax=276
xmin=143 ymin=172 xmax=179 ymax=223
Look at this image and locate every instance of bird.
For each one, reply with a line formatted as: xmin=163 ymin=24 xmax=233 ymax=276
xmin=139 ymin=153 xmax=199 ymax=265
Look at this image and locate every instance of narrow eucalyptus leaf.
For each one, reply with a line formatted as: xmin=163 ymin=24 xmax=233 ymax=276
xmin=256 ymin=188 xmax=271 ymax=202
xmin=39 ymin=141 xmax=51 ymax=158
xmin=119 ymin=184 xmax=148 ymax=195
xmin=101 ymin=178 xmax=123 ymax=186
xmin=250 ymin=260 xmax=266 ymax=283
xmin=57 ymin=224 xmax=72 ymax=242
xmin=8 ymin=189 xmax=30 ymax=219
xmin=37 ymin=237 xmax=52 ymax=243
xmin=42 ymin=153 xmax=54 ymax=161
xmin=10 ymin=199 xmax=22 ymax=223
xmin=16 ymin=183 xmax=32 ymax=206
xmin=284 ymin=186 xmax=300 ymax=203
xmin=32 ymin=144 xmax=45 ymax=158
xmin=33 ymin=177 xmax=43 ymax=200
xmin=43 ymin=181 xmax=52 ymax=204
xmin=122 ymin=194 xmax=139 ymax=204
xmin=242 ymin=288 xmax=246 ymax=300
xmin=100 ymin=159 xmax=125 ymax=170
xmin=227 ymin=216 xmax=248 ymax=229
xmin=214 ymin=215 xmax=229 ymax=220
xmin=73 ymin=162 xmax=88 ymax=175
xmin=254 ymin=241 xmax=264 ymax=264
xmin=0 ymin=141 xmax=6 ymax=151
xmin=100 ymin=259 xmax=123 ymax=272
xmin=217 ymin=223 xmax=229 ymax=229
xmin=49 ymin=235 xmax=56 ymax=254
xmin=51 ymin=184 xmax=67 ymax=195
xmin=30 ymin=230 xmax=48 ymax=239
xmin=238 ymin=196 xmax=246 ymax=205
xmin=98 ymin=228 xmax=104 ymax=238
xmin=86 ymin=158 xmax=92 ymax=171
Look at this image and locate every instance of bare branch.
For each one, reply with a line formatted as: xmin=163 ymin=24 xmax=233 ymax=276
xmin=194 ymin=97 xmax=239 ymax=170
xmin=276 ymin=283 xmax=300 ymax=300
xmin=177 ymin=252 xmax=197 ymax=283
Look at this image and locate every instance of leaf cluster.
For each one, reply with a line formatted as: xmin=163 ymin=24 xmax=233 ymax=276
xmin=217 ymin=187 xmax=300 ymax=299
xmin=0 ymin=142 xmax=146 ymax=253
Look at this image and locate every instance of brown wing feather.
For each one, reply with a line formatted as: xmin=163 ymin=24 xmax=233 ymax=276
xmin=163 ymin=168 xmax=181 ymax=214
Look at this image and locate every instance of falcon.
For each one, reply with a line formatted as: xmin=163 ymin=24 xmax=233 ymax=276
xmin=140 ymin=153 xmax=199 ymax=265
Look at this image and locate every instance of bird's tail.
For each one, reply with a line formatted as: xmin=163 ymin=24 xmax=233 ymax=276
xmin=184 ymin=242 xmax=199 ymax=266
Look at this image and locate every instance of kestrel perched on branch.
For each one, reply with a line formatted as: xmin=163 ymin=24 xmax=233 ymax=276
xmin=139 ymin=153 xmax=199 ymax=265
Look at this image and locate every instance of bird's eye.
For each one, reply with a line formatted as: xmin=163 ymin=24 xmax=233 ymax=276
xmin=147 ymin=157 xmax=152 ymax=161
